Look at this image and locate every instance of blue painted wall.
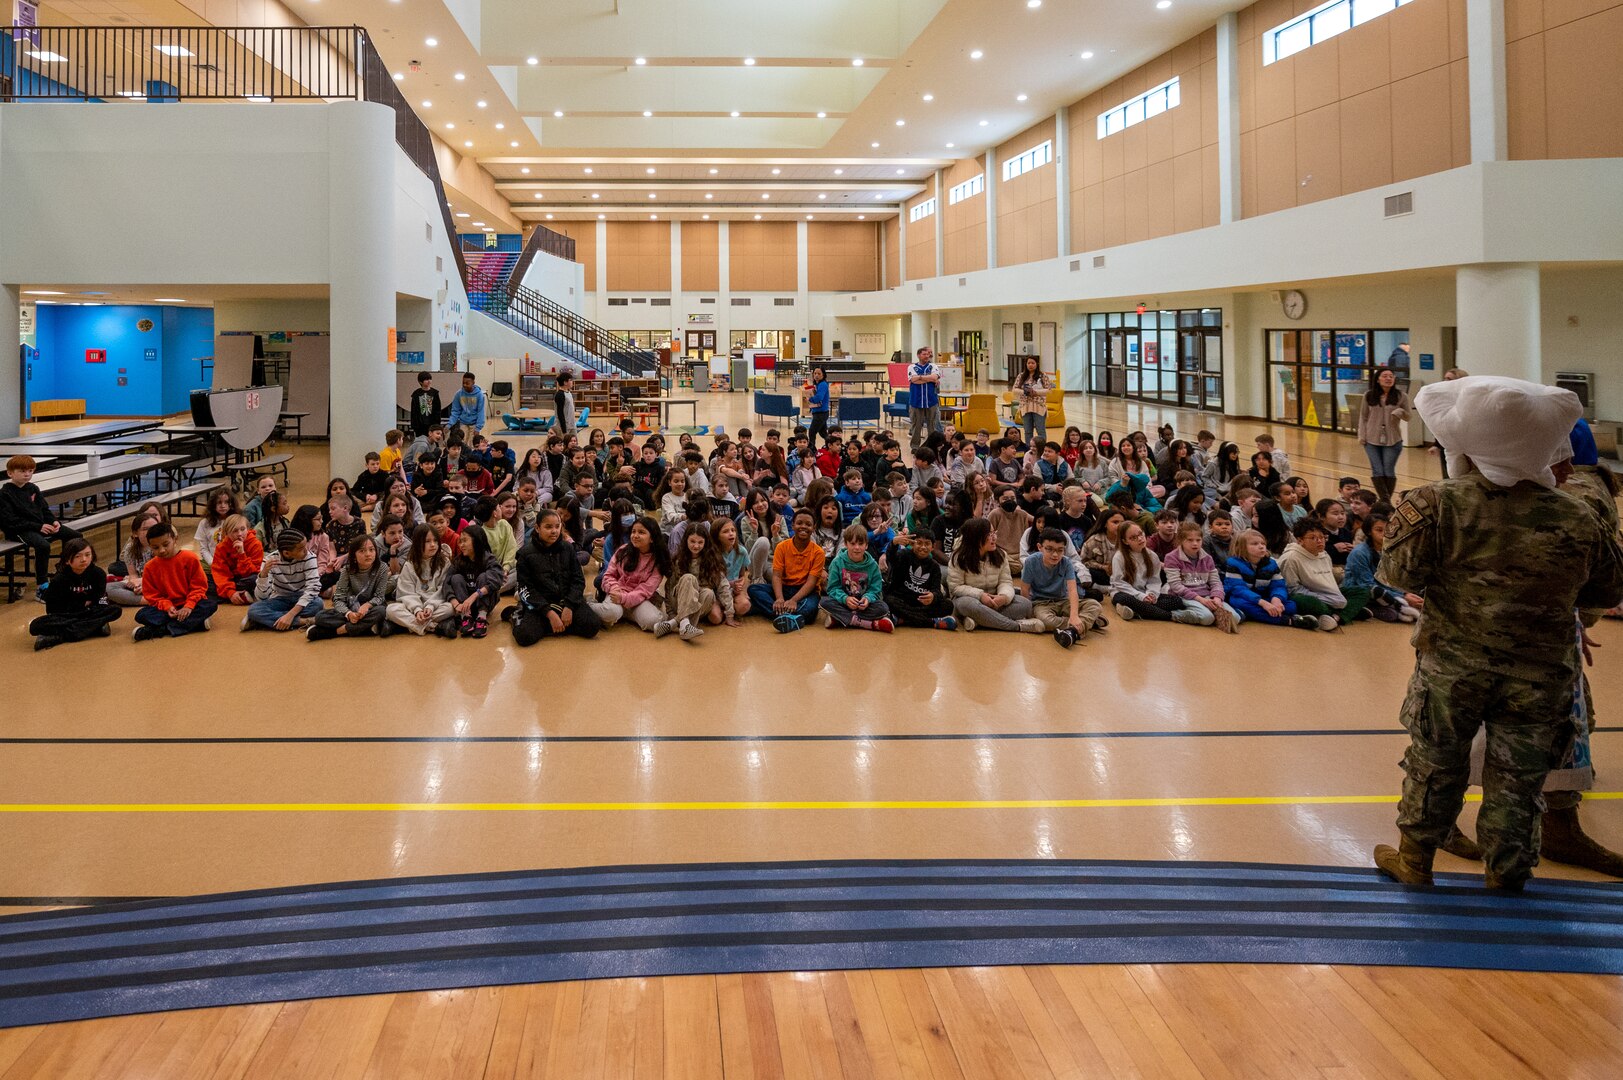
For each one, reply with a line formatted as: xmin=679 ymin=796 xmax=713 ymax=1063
xmin=30 ymin=304 xmax=213 ymax=417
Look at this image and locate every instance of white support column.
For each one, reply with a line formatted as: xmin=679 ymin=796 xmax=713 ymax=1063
xmin=1215 ymin=12 xmax=1242 ymax=224
xmin=594 ymin=218 xmax=608 ymax=295
xmin=1456 ymin=264 xmax=1541 ymax=381
xmin=1054 ymin=107 xmax=1071 ymax=257
xmin=933 ymin=170 xmax=945 ymax=279
xmin=795 ymin=218 xmax=810 ymax=356
xmin=984 ymin=148 xmax=998 ymax=269
xmin=718 ymin=220 xmax=731 ymax=352
xmin=908 ymin=311 xmax=930 ymax=356
xmin=326 ymin=101 xmax=396 ymax=475
xmin=0 ymin=285 xmax=19 ymax=439
xmin=1466 ymin=0 xmax=1509 ymax=163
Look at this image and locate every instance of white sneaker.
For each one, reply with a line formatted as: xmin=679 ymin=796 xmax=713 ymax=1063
xmin=679 ymin=620 xmax=704 ymax=641
xmin=240 ymin=615 xmax=252 ymax=631
xmin=652 ymin=619 xmax=675 ymax=639
xmin=1018 ymin=618 xmax=1047 ymax=634
xmin=1398 ymin=606 xmax=1421 ymax=623
xmin=962 ymin=617 xmax=976 ymax=632
xmin=202 ymin=618 xmax=212 ymax=630
xmin=1317 ymin=614 xmax=1338 ymax=632
xmin=1113 ymin=603 xmax=1135 ymax=621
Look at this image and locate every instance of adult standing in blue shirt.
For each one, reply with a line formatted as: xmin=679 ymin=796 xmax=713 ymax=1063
xmin=806 ymin=366 xmax=832 ymax=447
xmin=447 ymin=372 xmax=487 ymax=444
xmin=907 ymin=346 xmax=941 ymax=450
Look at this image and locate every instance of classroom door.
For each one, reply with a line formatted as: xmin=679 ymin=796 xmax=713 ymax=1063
xmin=781 ymin=331 xmax=796 ymax=360
xmin=808 ymin=330 xmax=823 ymax=356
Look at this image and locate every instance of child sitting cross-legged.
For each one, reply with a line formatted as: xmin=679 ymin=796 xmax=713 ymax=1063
xmin=1162 ymin=521 xmax=1239 ymax=632
xmin=883 ymin=528 xmax=956 ymax=630
xmin=1022 ymin=527 xmax=1107 ymax=648
xmin=508 ymin=509 xmax=604 ymax=645
xmin=244 ymin=528 xmax=324 ymax=632
xmin=211 ymin=514 xmax=264 ymax=605
xmin=1224 ymin=528 xmax=1319 ymax=631
xmin=306 ymin=535 xmax=391 ymax=640
xmin=711 ymin=517 xmax=751 ymax=619
xmin=1278 ymin=518 xmax=1345 ymax=631
xmin=1341 ymin=512 xmax=1423 ymax=623
xmin=387 ymin=524 xmax=457 ymax=637
xmin=949 ymin=517 xmax=1039 ymax=633
xmin=29 ymin=538 xmax=121 ymax=650
xmin=821 ymin=523 xmax=894 ymax=632
xmin=590 ymin=514 xmax=670 ymax=632
xmin=1109 ymin=521 xmax=1184 ymax=622
xmin=132 ymin=522 xmax=218 ymax=641
xmin=446 ymin=524 xmax=506 ymax=638
xmin=655 ymin=520 xmax=733 ymax=641
xmin=749 ymin=508 xmax=825 ymax=633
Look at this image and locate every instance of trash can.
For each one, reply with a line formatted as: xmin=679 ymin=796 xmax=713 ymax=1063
xmin=189 ymin=389 xmax=214 ymax=426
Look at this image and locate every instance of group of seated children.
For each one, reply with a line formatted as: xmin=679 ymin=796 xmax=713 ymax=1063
xmin=14 ymin=416 xmax=1418 ymax=651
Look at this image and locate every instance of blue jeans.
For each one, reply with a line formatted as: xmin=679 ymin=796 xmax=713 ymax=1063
xmin=135 ymin=595 xmax=219 ymax=637
xmin=748 ymin=582 xmax=818 ymax=622
xmin=246 ymin=593 xmax=324 ymax=629
xmin=1022 ymin=413 xmax=1047 ymax=445
xmin=1363 ymin=441 xmax=1403 ymax=479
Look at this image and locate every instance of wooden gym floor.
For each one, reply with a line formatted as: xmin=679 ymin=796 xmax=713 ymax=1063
xmin=2 ymin=386 xmax=1621 ymax=1077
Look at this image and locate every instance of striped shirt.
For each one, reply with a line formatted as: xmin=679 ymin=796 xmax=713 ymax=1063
xmin=254 ymin=552 xmax=321 ymax=607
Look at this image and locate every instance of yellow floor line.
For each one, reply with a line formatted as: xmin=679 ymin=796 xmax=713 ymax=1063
xmin=5 ymin=792 xmax=1619 ymax=813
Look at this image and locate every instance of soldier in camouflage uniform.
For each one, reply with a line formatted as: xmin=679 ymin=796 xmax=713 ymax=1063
xmin=1374 ymin=378 xmax=1623 ymax=891
xmin=1443 ymin=419 xmax=1623 ymax=876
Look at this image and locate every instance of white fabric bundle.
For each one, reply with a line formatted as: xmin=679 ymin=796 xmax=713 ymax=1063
xmin=1415 ymin=375 xmax=1581 ymax=490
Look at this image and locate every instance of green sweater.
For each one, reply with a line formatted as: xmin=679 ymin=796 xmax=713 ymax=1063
xmin=826 ymin=551 xmax=883 ymax=604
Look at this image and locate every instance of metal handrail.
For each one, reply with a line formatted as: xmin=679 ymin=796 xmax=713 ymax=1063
xmin=499 ymin=282 xmax=657 ymax=377
xmin=509 ymin=224 xmax=577 ymax=287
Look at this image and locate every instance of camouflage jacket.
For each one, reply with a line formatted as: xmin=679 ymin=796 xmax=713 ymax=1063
xmin=1380 ymin=470 xmax=1623 ymax=681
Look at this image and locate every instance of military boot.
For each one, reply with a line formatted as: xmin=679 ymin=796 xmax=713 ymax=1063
xmin=1540 ymin=805 xmax=1623 ymax=878
xmin=1374 ymin=837 xmax=1435 ymax=885
xmin=1441 ymin=828 xmax=1483 ymax=861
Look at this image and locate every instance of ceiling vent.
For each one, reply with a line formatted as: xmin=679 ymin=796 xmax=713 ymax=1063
xmin=1093 ymin=255 xmax=1107 ymax=268
xmin=1384 ymin=191 xmax=1414 ymax=217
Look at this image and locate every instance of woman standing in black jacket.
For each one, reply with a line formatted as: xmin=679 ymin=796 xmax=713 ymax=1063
xmin=510 ymin=509 xmax=603 ymax=646
xmin=29 ymin=539 xmax=121 ymax=650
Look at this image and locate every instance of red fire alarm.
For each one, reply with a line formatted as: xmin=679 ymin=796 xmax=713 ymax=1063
xmin=1135 ymin=304 xmax=1147 ymax=316
xmin=85 ymin=349 xmax=107 ymax=364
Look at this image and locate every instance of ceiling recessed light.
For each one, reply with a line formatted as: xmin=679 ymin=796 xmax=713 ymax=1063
xmin=520 ymin=166 xmax=529 ymax=173
xmin=584 ymin=167 xmax=593 ymax=173
xmin=754 ymin=213 xmax=762 ymax=219
xmin=705 ymin=193 xmax=713 ymax=199
xmin=761 ymin=193 xmax=770 ymax=199
xmin=743 ymin=57 xmax=755 ymax=66
xmin=634 ymin=56 xmax=646 ymax=65
xmin=510 ymin=141 xmax=519 ymax=147
xmin=534 ymin=193 xmax=544 ymax=198
xmin=646 ymin=167 xmax=656 ymax=174
xmin=424 ymin=37 xmax=437 ymax=47
xmin=858 ymin=214 xmax=866 ymax=219
xmin=464 ymin=140 xmax=473 ymax=147
xmin=969 ymin=49 xmax=983 ymax=59
xmin=154 ymin=44 xmax=193 ymax=56
xmin=591 ymin=193 xmax=600 ymax=198
xmin=650 ymin=214 xmax=657 ymax=219
xmin=834 ymin=168 xmax=844 ymax=175
xmin=546 ymin=213 xmax=553 ymax=219
xmin=153 ymin=298 xmax=187 ymax=303
xmin=817 ymin=111 xmax=827 ymax=118
xmin=476 ymin=100 xmax=487 ymax=108
xmin=1028 ymin=0 xmax=1041 ymax=7
xmin=496 ymin=123 xmax=506 ymax=130
xmin=454 ymin=72 xmax=466 ymax=81
xmin=979 ymin=119 xmax=989 ymax=126
xmin=23 ymin=290 xmax=65 ymax=295
xmin=896 ymin=168 xmax=905 ymax=174
xmin=874 ymin=194 xmax=883 ymax=199
xmin=483 ymin=227 xmax=495 ymax=232
xmin=553 ymin=110 xmax=564 ymax=117
xmin=1081 ymin=50 xmax=1094 ymax=59
xmin=649 ymin=193 xmax=657 ymax=199
xmin=922 ymin=93 xmax=933 ymax=102
xmin=895 ymin=119 xmax=905 ymax=126
xmin=643 ymin=110 xmax=652 ymax=117
xmin=1157 ymin=0 xmax=1171 ymax=7
xmin=946 ymin=142 xmax=955 ymax=148
xmin=527 ymin=56 xmax=538 ymax=65
xmin=455 ymin=212 xmax=470 ymax=218
xmin=1017 ymin=93 xmax=1028 ymax=102
xmin=771 ymin=168 xmax=781 ymax=175
xmin=730 ymin=111 xmax=740 ymax=117
xmin=599 ymin=213 xmax=606 ymax=219
xmin=472 ymin=221 xmax=486 ymax=226
xmin=445 ymin=122 xmax=455 ymax=129
xmin=818 ymin=193 xmax=827 ymax=199
xmin=870 ymin=142 xmax=879 ymax=148
xmin=702 ymin=213 xmax=710 ymax=219
xmin=393 ymin=73 xmax=404 ymax=81
xmin=852 ymin=58 xmax=864 ymax=66
xmin=806 ymin=215 xmax=813 ymax=219
xmin=709 ymin=167 xmax=719 ymax=174
xmin=421 ymin=100 xmax=431 ymax=107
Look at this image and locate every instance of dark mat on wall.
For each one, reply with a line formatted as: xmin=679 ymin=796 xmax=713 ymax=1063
xmin=2 ymin=858 xmax=1621 ymax=1028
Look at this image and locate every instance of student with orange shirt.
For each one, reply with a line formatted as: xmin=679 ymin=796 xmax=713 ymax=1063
xmin=210 ymin=514 xmax=265 ymax=605
xmin=748 ymin=507 xmax=825 ymax=632
xmin=132 ymin=522 xmax=217 ymax=640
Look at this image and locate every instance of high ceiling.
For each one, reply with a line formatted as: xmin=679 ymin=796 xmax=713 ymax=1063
xmin=49 ymin=0 xmax=1239 ymax=227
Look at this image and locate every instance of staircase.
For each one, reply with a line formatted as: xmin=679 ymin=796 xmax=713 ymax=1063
xmin=462 ymin=229 xmax=658 ymax=377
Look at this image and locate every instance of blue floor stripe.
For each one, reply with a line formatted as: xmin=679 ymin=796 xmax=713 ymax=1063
xmin=1 ymin=858 xmax=1621 ymax=1028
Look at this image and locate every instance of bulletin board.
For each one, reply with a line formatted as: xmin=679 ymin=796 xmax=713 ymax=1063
xmin=854 ymin=333 xmax=887 ymax=355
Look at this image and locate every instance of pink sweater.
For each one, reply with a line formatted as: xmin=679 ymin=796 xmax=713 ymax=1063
xmin=1163 ymin=547 xmax=1225 ymax=601
xmin=600 ymin=551 xmax=664 ymax=608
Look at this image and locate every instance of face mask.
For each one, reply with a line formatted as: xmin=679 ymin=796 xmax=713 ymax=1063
xmin=1000 ymin=499 xmax=1018 ymax=512
xmin=621 ymin=514 xmax=636 ymax=526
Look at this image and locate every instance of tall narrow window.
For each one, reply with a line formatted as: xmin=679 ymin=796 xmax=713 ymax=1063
xmin=1263 ymin=0 xmax=1414 ymax=65
xmin=1095 ymin=78 xmax=1181 ymax=140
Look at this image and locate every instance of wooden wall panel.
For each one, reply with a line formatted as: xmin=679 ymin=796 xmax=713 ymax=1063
xmin=807 ymin=222 xmax=879 ymax=292
xmin=728 ymin=221 xmax=797 ymax=292
xmin=681 ymin=221 xmax=719 ymax=292
xmin=883 ymin=218 xmax=900 ymax=288
xmin=995 ymin=117 xmax=1056 ymax=267
xmin=1236 ymin=0 xmax=1470 ymax=214
xmin=904 ymin=190 xmax=937 ymax=280
xmin=941 ymin=157 xmax=987 ymax=275
xmin=605 ymin=221 xmax=670 ymax=291
xmin=1070 ymin=28 xmax=1218 ymax=254
xmin=548 ymin=222 xmax=597 ymax=290
xmin=1509 ymin=1 xmax=1623 ymax=159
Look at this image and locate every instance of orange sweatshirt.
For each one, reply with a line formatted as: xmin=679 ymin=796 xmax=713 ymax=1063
xmin=142 ymin=550 xmax=209 ymax=611
xmin=211 ymin=530 xmax=265 ymax=596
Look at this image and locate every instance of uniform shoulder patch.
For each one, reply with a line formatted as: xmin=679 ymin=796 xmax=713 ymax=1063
xmin=1385 ymin=486 xmax=1437 ymax=548
xmin=1398 ymin=500 xmax=1425 ymax=527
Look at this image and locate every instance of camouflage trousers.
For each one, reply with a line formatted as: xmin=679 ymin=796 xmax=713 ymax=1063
xmin=1396 ymin=662 xmax=1578 ymax=884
